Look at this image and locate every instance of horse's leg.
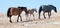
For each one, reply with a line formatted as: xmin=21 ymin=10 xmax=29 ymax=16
xmin=48 ymin=12 xmax=50 ymax=18
xmin=33 ymin=14 xmax=35 ymax=20
xmin=20 ymin=15 xmax=22 ymax=21
xmin=39 ymin=13 xmax=40 ymax=19
xmin=48 ymin=12 xmax=51 ymax=18
xmin=9 ymin=15 xmax=12 ymax=23
xmin=50 ymin=12 xmax=51 ymax=16
xmin=33 ymin=14 xmax=34 ymax=17
xmin=17 ymin=15 xmax=19 ymax=22
xmin=43 ymin=12 xmax=46 ymax=19
xmin=26 ymin=14 xmax=28 ymax=20
xmin=49 ymin=12 xmax=51 ymax=18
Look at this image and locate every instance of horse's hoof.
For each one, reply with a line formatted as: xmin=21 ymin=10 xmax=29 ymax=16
xmin=39 ymin=18 xmax=41 ymax=20
xmin=17 ymin=20 xmax=19 ymax=22
xmin=21 ymin=19 xmax=22 ymax=21
xmin=45 ymin=18 xmax=46 ymax=19
xmin=10 ymin=21 xmax=12 ymax=23
xmin=39 ymin=17 xmax=40 ymax=19
xmin=10 ymin=22 xmax=12 ymax=23
xmin=44 ymin=17 xmax=46 ymax=19
xmin=21 ymin=20 xmax=22 ymax=21
xmin=49 ymin=18 xmax=50 ymax=19
xmin=39 ymin=18 xmax=40 ymax=19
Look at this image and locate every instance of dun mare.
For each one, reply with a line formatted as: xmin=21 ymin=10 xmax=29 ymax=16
xmin=27 ymin=8 xmax=37 ymax=16
xmin=7 ymin=7 xmax=27 ymax=23
xmin=39 ymin=5 xmax=57 ymax=19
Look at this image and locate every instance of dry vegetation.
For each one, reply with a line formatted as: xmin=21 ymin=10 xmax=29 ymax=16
xmin=0 ymin=11 xmax=60 ymax=28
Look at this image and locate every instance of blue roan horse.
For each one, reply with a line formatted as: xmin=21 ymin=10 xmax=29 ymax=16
xmin=39 ymin=5 xmax=57 ymax=19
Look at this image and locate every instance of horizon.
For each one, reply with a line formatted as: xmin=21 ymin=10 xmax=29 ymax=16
xmin=0 ymin=0 xmax=60 ymax=13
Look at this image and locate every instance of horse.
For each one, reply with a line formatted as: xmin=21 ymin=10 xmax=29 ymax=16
xmin=7 ymin=6 xmax=28 ymax=23
xmin=27 ymin=8 xmax=37 ymax=17
xmin=39 ymin=5 xmax=57 ymax=19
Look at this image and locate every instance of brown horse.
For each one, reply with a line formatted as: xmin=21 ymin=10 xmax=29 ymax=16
xmin=7 ymin=7 xmax=28 ymax=23
xmin=27 ymin=8 xmax=37 ymax=16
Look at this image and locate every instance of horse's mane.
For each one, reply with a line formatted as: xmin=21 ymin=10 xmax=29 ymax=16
xmin=18 ymin=6 xmax=27 ymax=9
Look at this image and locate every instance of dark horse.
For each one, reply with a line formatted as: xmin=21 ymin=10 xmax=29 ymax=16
xmin=7 ymin=7 xmax=28 ymax=23
xmin=39 ymin=5 xmax=57 ymax=19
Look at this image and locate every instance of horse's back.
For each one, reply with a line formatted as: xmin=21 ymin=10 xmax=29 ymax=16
xmin=18 ymin=6 xmax=27 ymax=12
xmin=27 ymin=9 xmax=37 ymax=14
xmin=41 ymin=5 xmax=52 ymax=12
xmin=10 ymin=7 xmax=21 ymax=15
xmin=18 ymin=6 xmax=27 ymax=10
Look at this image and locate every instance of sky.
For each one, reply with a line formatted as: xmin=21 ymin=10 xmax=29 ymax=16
xmin=0 ymin=0 xmax=60 ymax=13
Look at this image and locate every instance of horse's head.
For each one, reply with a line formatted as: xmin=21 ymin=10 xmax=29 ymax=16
xmin=49 ymin=5 xmax=57 ymax=13
xmin=31 ymin=8 xmax=37 ymax=12
xmin=53 ymin=7 xmax=57 ymax=13
xmin=20 ymin=7 xmax=28 ymax=14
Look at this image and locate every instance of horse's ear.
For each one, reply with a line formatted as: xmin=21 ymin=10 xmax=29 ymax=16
xmin=18 ymin=6 xmax=21 ymax=8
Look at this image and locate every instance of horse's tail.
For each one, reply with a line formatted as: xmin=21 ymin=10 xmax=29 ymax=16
xmin=39 ymin=6 xmax=42 ymax=19
xmin=7 ymin=8 xmax=11 ymax=17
